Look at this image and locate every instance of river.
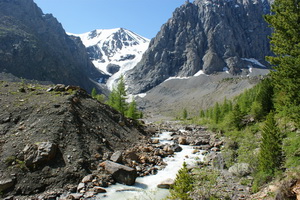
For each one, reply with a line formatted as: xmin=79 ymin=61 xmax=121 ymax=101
xmin=97 ymin=131 xmax=204 ymax=200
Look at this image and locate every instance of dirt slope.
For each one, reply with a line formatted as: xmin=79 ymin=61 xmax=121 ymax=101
xmin=0 ymin=81 xmax=147 ymax=196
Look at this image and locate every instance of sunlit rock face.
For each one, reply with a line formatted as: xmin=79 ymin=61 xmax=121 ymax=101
xmin=126 ymin=0 xmax=272 ymax=94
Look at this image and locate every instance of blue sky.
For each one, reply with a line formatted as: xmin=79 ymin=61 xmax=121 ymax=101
xmin=33 ymin=0 xmax=186 ymax=39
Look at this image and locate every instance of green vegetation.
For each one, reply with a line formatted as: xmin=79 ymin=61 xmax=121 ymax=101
xmin=192 ymin=167 xmax=221 ymax=199
xmin=106 ymin=75 xmax=142 ymax=120
xmin=265 ymin=0 xmax=300 ymax=127
xmin=172 ymin=1 xmax=300 ymax=196
xmin=258 ymin=112 xmax=282 ymax=176
xmin=5 ymin=156 xmax=27 ymax=171
xmin=182 ymin=108 xmax=188 ymax=120
xmin=168 ymin=162 xmax=194 ymax=200
xmin=91 ymin=87 xmax=105 ymax=103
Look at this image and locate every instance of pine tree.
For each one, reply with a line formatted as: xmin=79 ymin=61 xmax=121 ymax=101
xmin=169 ymin=162 xmax=194 ymax=200
xmin=199 ymin=109 xmax=205 ymax=118
xmin=221 ymin=97 xmax=231 ymax=118
xmin=258 ymin=111 xmax=282 ymax=175
xmin=227 ymin=104 xmax=243 ymax=130
xmin=265 ymin=0 xmax=300 ymax=126
xmin=250 ymin=101 xmax=264 ymax=121
xmin=107 ymin=75 xmax=128 ymax=115
xmin=213 ymin=102 xmax=221 ymax=124
xmin=255 ymin=78 xmax=274 ymax=117
xmin=126 ymin=98 xmax=139 ymax=120
xmin=91 ymin=88 xmax=97 ymax=98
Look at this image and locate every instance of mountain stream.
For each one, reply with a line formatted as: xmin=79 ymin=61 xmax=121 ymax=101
xmin=97 ymin=131 xmax=204 ymax=200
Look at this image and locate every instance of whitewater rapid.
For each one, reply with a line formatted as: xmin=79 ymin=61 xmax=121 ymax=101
xmin=97 ymin=131 xmax=204 ymax=200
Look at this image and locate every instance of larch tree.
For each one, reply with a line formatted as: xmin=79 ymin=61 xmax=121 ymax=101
xmin=258 ymin=111 xmax=282 ymax=175
xmin=107 ymin=75 xmax=128 ymax=115
xmin=265 ymin=0 xmax=300 ymax=125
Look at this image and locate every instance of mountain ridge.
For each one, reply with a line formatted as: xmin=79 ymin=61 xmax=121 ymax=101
xmin=0 ymin=0 xmax=108 ymax=93
xmin=126 ymin=0 xmax=272 ymax=94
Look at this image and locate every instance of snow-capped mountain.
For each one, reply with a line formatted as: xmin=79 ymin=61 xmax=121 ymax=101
xmin=70 ymin=28 xmax=150 ymax=90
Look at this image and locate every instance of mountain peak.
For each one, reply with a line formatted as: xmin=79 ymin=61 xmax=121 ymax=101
xmin=0 ymin=0 xmax=107 ymax=93
xmin=126 ymin=0 xmax=272 ymax=94
xmin=69 ymin=28 xmax=150 ymax=90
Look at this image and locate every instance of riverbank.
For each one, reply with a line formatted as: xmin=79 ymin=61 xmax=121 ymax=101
xmin=56 ymin=121 xmax=218 ymax=200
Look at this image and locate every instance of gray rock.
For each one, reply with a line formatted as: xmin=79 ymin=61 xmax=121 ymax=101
xmin=178 ymin=136 xmax=188 ymax=145
xmin=68 ymin=193 xmax=83 ymax=200
xmin=163 ymin=144 xmax=174 ymax=154
xmin=228 ymin=163 xmax=251 ymax=177
xmin=104 ymin=161 xmax=137 ymax=185
xmin=77 ymin=183 xmax=85 ymax=192
xmin=23 ymin=142 xmax=57 ymax=168
xmin=0 ymin=178 xmax=15 ymax=192
xmin=157 ymin=178 xmax=175 ymax=189
xmin=171 ymin=144 xmax=182 ymax=152
xmin=106 ymin=64 xmax=121 ymax=74
xmin=110 ymin=151 xmax=123 ymax=163
xmin=81 ymin=174 xmax=94 ymax=183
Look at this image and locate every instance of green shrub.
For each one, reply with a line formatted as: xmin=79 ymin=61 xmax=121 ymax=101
xmin=168 ymin=162 xmax=194 ymax=200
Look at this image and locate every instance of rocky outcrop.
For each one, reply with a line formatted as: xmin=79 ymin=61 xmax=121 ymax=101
xmin=228 ymin=163 xmax=251 ymax=177
xmin=102 ymin=161 xmax=137 ymax=185
xmin=23 ymin=142 xmax=57 ymax=169
xmin=0 ymin=0 xmax=108 ymax=93
xmin=126 ymin=0 xmax=272 ymax=94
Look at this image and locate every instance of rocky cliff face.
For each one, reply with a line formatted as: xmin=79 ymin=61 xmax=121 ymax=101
xmin=126 ymin=0 xmax=272 ymax=94
xmin=0 ymin=0 xmax=108 ymax=93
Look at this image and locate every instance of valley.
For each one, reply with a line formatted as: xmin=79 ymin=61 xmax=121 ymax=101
xmin=0 ymin=0 xmax=299 ymax=199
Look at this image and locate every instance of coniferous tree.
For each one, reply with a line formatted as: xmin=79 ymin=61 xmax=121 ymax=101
xmin=199 ymin=109 xmax=205 ymax=118
xmin=221 ymin=97 xmax=231 ymax=118
xmin=107 ymin=75 xmax=128 ymax=115
xmin=126 ymin=98 xmax=139 ymax=120
xmin=250 ymin=101 xmax=264 ymax=121
xmin=169 ymin=162 xmax=194 ymax=200
xmin=258 ymin=111 xmax=282 ymax=175
xmin=265 ymin=0 xmax=300 ymax=126
xmin=213 ymin=102 xmax=221 ymax=124
xmin=91 ymin=88 xmax=97 ymax=98
xmin=255 ymin=78 xmax=274 ymax=117
xmin=227 ymin=104 xmax=243 ymax=130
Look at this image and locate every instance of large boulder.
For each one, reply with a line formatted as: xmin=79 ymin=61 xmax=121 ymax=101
xmin=228 ymin=163 xmax=251 ymax=177
xmin=157 ymin=178 xmax=174 ymax=189
xmin=110 ymin=151 xmax=123 ymax=164
xmin=103 ymin=161 xmax=137 ymax=185
xmin=171 ymin=144 xmax=182 ymax=152
xmin=23 ymin=142 xmax=57 ymax=169
xmin=178 ymin=136 xmax=188 ymax=145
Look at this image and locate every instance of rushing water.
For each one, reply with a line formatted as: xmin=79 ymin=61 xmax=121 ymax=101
xmin=97 ymin=131 xmax=204 ymax=200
